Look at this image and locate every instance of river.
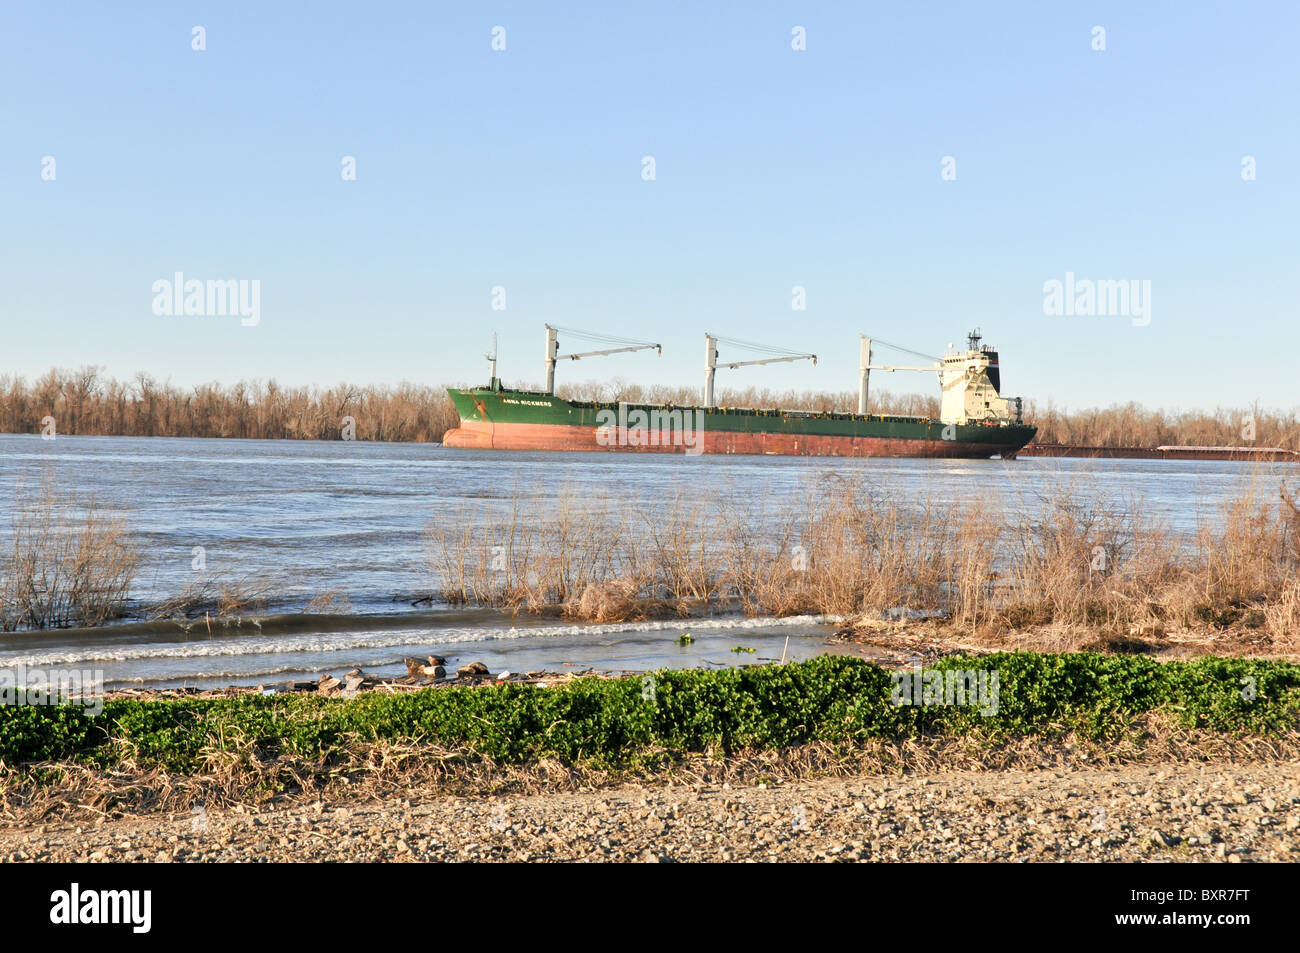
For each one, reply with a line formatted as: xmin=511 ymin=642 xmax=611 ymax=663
xmin=0 ymin=434 xmax=1290 ymax=689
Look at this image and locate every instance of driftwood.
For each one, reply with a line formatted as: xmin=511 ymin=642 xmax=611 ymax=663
xmin=102 ymin=667 xmax=613 ymax=702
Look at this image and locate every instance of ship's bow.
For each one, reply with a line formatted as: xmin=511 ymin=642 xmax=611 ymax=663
xmin=441 ymin=389 xmax=495 ymax=448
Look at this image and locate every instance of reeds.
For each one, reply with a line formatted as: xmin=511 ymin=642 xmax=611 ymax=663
xmin=425 ymin=474 xmax=1300 ymax=644
xmin=0 ymin=480 xmax=138 ymax=631
xmin=426 ymin=485 xmax=642 ymax=614
xmin=145 ymin=572 xmax=279 ymax=621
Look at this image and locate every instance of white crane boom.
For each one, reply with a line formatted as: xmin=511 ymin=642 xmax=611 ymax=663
xmin=858 ymin=333 xmax=945 ymax=414
xmin=704 ymin=333 xmax=816 ymax=408
xmin=558 ymin=343 xmax=661 ymax=361
xmin=544 ymin=324 xmax=660 ymax=394
xmin=718 ymin=354 xmax=815 ymax=370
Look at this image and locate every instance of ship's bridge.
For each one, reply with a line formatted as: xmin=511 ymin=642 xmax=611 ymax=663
xmin=938 ymin=330 xmax=1024 ymax=426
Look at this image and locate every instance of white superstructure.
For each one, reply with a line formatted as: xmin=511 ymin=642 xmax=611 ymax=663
xmin=937 ymin=331 xmax=1023 ymax=425
xmin=862 ymin=329 xmax=1026 ymax=426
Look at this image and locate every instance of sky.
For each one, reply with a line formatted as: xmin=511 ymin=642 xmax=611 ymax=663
xmin=1 ymin=1 xmax=1297 ymax=413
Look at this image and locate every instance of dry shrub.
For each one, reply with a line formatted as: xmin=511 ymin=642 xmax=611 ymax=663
xmin=731 ymin=477 xmax=1001 ymax=625
xmin=1191 ymin=479 xmax=1293 ymax=609
xmin=1000 ymin=480 xmax=1170 ymax=630
xmin=425 ymin=497 xmax=504 ymax=607
xmin=948 ymin=504 xmax=1004 ymax=630
xmin=303 ymin=591 xmax=355 ymax=614
xmin=845 ymin=491 xmax=953 ymax=617
xmin=428 ymin=475 xmax=1000 ymax=623
xmin=426 ymin=473 xmax=1300 ymax=643
xmin=567 ymin=580 xmax=640 ymax=622
xmin=1263 ymin=581 xmax=1300 ymax=646
xmin=0 ymin=479 xmax=138 ymax=630
xmin=427 ymin=484 xmax=635 ymax=614
xmin=627 ymin=491 xmax=720 ymax=604
xmin=148 ymin=571 xmax=279 ymax=621
xmin=712 ymin=488 xmax=793 ymax=614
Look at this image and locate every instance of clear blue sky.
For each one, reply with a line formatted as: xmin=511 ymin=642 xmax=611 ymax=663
xmin=2 ymin=1 xmax=1296 ymax=413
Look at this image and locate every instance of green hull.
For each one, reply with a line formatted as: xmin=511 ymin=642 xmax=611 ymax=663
xmin=444 ymin=385 xmax=1036 ymax=458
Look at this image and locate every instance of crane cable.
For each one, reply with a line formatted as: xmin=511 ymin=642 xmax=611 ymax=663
xmin=712 ymin=335 xmax=813 ymax=358
xmin=549 ymin=325 xmax=659 ymax=349
xmin=864 ymin=335 xmax=940 ymax=363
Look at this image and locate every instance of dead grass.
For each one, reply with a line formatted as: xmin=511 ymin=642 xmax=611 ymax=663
xmin=4 ymin=715 xmax=1297 ymax=828
xmin=302 ymin=590 xmax=355 ymax=614
xmin=146 ymin=571 xmax=280 ymax=621
xmin=0 ymin=478 xmax=138 ymax=631
xmin=425 ymin=474 xmax=1300 ymax=651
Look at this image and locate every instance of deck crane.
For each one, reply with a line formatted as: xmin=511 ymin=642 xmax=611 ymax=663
xmin=544 ymin=325 xmax=661 ymax=395
xmin=704 ymin=334 xmax=817 ymax=408
xmin=857 ymin=335 xmax=943 ymax=414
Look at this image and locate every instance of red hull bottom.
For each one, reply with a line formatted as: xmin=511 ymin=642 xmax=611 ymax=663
xmin=442 ymin=421 xmax=1018 ymax=458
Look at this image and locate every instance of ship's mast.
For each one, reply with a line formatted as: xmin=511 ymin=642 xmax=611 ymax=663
xmin=705 ymin=334 xmax=715 ymax=408
xmin=703 ymin=334 xmax=817 ymax=409
xmin=543 ymin=325 xmax=661 ymax=395
xmin=486 ymin=332 xmax=498 ymax=388
xmin=859 ymin=335 xmax=872 ymax=414
xmin=545 ymin=326 xmax=558 ymax=393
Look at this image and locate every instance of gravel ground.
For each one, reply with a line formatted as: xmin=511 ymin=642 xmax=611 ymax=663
xmin=3 ymin=759 xmax=1298 ymax=862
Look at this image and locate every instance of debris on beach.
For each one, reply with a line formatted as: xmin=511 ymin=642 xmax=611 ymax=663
xmin=103 ymin=666 xmax=613 ymax=701
xmin=404 ymin=657 xmax=447 ymax=678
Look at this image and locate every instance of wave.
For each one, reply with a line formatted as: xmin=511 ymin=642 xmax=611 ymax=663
xmin=0 ymin=615 xmax=828 ymax=668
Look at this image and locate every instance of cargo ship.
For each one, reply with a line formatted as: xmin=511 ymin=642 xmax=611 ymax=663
xmin=444 ymin=327 xmax=1036 ymax=458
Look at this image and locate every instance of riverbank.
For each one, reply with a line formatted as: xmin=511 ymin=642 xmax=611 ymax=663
xmin=3 ymin=653 xmax=1298 ymax=831
xmin=834 ymin=617 xmax=1300 ymax=663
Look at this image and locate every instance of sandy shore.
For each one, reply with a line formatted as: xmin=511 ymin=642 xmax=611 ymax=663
xmin=5 ymin=759 xmax=1296 ymax=863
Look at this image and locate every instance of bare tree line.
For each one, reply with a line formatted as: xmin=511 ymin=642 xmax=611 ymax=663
xmin=1 ymin=366 xmax=1296 ymax=449
xmin=0 ymin=367 xmax=461 ymax=442
xmin=1023 ymin=400 xmax=1300 ymax=450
